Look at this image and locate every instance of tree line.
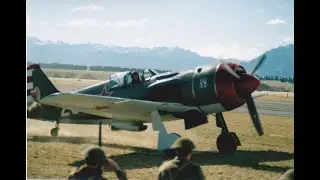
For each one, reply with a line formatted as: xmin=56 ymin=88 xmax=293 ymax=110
xmin=27 ymin=61 xmax=168 ymax=73
xmin=255 ymin=75 xmax=294 ymax=83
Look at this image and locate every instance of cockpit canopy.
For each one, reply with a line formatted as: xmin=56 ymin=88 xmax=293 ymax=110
xmin=107 ymin=71 xmax=131 ymax=91
xmin=142 ymin=68 xmax=159 ymax=80
xmin=107 ymin=69 xmax=160 ymax=91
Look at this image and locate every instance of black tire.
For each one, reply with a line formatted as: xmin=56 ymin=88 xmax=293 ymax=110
xmin=50 ymin=128 xmax=59 ymax=137
xmin=216 ymin=132 xmax=238 ymax=155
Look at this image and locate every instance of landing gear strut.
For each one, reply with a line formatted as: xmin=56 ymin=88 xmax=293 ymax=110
xmin=50 ymin=121 xmax=60 ymax=137
xmin=98 ymin=122 xmax=102 ymax=147
xmin=150 ymin=110 xmax=181 ymax=151
xmin=216 ymin=113 xmax=241 ymax=155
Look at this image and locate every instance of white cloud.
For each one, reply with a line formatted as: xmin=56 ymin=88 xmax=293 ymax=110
xmin=113 ymin=19 xmax=149 ymax=28
xmin=193 ymin=42 xmax=262 ymax=60
xmin=266 ymin=18 xmax=287 ymax=25
xmin=132 ymin=38 xmax=156 ymax=48
xmin=282 ymin=36 xmax=293 ymax=42
xmin=278 ymin=36 xmax=294 ymax=45
xmin=59 ymin=18 xmax=149 ymax=29
xmin=256 ymin=43 xmax=265 ymax=47
xmin=72 ymin=4 xmax=104 ymax=12
xmin=63 ymin=18 xmax=99 ymax=27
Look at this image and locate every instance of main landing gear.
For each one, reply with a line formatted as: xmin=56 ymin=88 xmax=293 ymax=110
xmin=215 ymin=113 xmax=241 ymax=155
xmin=49 ymin=120 xmax=104 ymax=147
xmin=150 ymin=110 xmax=240 ymax=155
xmin=150 ymin=110 xmax=181 ymax=151
xmin=50 ymin=121 xmax=60 ymax=137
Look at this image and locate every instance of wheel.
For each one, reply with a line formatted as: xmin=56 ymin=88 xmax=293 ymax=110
xmin=50 ymin=128 xmax=59 ymax=137
xmin=216 ymin=132 xmax=238 ymax=155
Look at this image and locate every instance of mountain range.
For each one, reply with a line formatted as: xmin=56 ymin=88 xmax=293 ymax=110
xmin=27 ymin=37 xmax=294 ymax=77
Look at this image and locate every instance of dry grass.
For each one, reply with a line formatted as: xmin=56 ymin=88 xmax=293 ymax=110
xmin=43 ymin=68 xmax=115 ymax=80
xmin=261 ymin=81 xmax=294 ymax=93
xmin=262 ymin=80 xmax=293 ymax=88
xmin=50 ymin=78 xmax=103 ymax=92
xmin=27 ymin=112 xmax=293 ymax=180
xmin=256 ymin=96 xmax=294 ymax=103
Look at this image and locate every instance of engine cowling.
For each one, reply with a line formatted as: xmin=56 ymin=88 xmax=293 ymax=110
xmin=215 ymin=62 xmax=260 ymax=110
xmin=145 ymin=63 xmax=260 ymax=125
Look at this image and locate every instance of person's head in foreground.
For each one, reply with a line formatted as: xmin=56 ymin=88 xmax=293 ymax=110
xmin=171 ymin=137 xmax=196 ymax=160
xmin=84 ymin=146 xmax=110 ymax=167
xmin=68 ymin=146 xmax=127 ymax=180
xmin=279 ymin=169 xmax=294 ymax=180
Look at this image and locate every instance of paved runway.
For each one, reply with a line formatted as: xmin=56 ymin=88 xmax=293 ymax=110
xmin=55 ymin=82 xmax=294 ymax=118
xmin=234 ymin=101 xmax=293 ymax=117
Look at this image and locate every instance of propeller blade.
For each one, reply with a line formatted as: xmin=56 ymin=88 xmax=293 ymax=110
xmin=219 ymin=60 xmax=240 ymax=79
xmin=251 ymin=54 xmax=267 ymax=75
xmin=246 ymin=94 xmax=264 ymax=136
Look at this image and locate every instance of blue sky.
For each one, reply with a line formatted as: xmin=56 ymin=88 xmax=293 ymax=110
xmin=27 ymin=0 xmax=294 ymax=60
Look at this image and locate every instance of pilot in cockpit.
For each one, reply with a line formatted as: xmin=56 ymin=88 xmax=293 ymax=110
xmin=131 ymin=72 xmax=141 ymax=84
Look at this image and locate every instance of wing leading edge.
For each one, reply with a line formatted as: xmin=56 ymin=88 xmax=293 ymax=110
xmin=39 ymin=93 xmax=198 ymax=122
xmin=39 ymin=91 xmax=267 ymax=122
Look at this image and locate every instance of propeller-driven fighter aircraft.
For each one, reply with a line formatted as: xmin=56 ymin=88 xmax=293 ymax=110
xmin=27 ymin=54 xmax=267 ymax=154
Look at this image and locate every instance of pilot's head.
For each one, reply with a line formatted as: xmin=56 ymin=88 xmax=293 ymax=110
xmin=132 ymin=72 xmax=139 ymax=81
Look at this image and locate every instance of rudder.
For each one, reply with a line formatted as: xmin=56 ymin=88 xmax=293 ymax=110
xmin=27 ymin=64 xmax=59 ymax=105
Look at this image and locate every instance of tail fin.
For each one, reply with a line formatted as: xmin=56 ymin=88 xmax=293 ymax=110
xmin=27 ymin=64 xmax=60 ymax=105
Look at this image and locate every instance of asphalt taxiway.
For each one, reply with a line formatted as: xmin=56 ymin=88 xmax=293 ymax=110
xmin=235 ymin=101 xmax=293 ymax=117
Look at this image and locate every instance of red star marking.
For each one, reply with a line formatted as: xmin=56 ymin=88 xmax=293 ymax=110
xmin=102 ymin=90 xmax=112 ymax=96
xmin=94 ymin=105 xmax=109 ymax=110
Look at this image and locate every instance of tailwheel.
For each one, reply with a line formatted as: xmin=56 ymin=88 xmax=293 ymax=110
xmin=50 ymin=128 xmax=59 ymax=137
xmin=50 ymin=121 xmax=60 ymax=137
xmin=217 ymin=132 xmax=238 ymax=155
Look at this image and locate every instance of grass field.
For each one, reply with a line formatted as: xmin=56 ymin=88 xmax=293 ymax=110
xmin=43 ymin=68 xmax=116 ymax=80
xmin=256 ymin=95 xmax=293 ymax=103
xmin=27 ymin=112 xmax=293 ymax=180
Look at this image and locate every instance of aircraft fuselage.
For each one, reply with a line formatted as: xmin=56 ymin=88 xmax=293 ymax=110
xmin=28 ymin=62 xmax=260 ymax=129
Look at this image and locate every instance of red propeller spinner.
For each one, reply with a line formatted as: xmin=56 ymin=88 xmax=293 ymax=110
xmin=215 ymin=63 xmax=260 ymax=110
xmin=214 ymin=54 xmax=266 ymax=136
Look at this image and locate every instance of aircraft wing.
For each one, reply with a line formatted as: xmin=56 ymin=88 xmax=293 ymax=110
xmin=39 ymin=93 xmax=198 ymax=121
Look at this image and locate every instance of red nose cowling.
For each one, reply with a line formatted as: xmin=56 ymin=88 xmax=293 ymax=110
xmin=215 ymin=62 xmax=260 ymax=110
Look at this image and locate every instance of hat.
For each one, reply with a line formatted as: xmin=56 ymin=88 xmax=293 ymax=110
xmin=171 ymin=138 xmax=196 ymax=151
xmin=279 ymin=169 xmax=294 ymax=180
xmin=84 ymin=146 xmax=109 ymax=166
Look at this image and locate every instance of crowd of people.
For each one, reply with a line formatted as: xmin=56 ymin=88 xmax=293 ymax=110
xmin=67 ymin=138 xmax=293 ymax=180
